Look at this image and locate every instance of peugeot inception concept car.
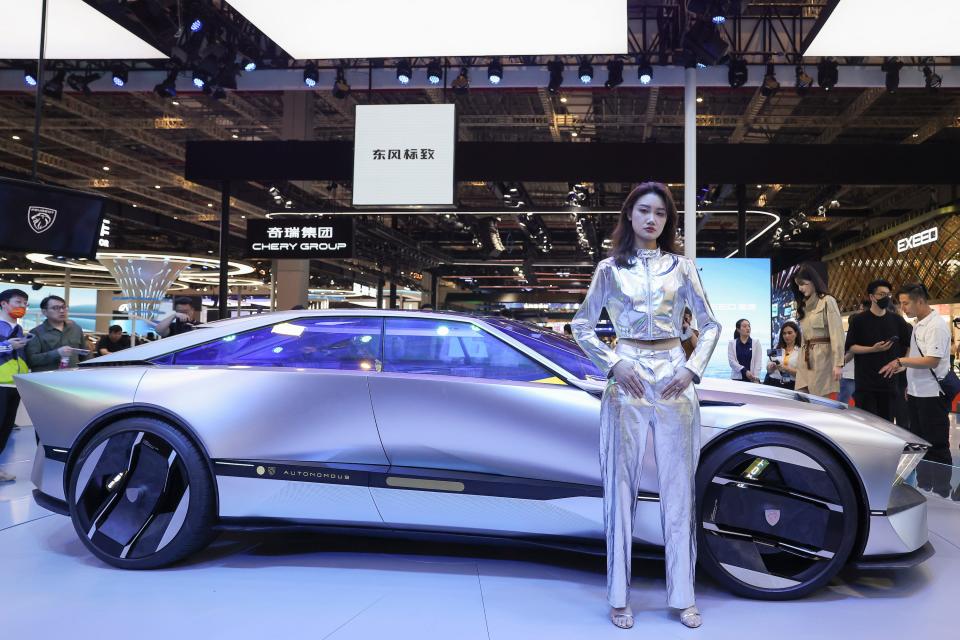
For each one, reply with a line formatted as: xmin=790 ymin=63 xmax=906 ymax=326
xmin=19 ymin=310 xmax=933 ymax=599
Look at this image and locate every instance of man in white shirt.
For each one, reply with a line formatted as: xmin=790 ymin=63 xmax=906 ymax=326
xmin=880 ymin=283 xmax=952 ymax=497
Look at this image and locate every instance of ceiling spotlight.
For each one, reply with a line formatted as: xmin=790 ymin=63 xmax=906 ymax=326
xmin=760 ymin=63 xmax=779 ymax=97
xmin=559 ymin=95 xmax=568 ymax=103
xmin=40 ymin=70 xmax=64 ymax=99
xmin=487 ymin=58 xmax=503 ymax=84
xmin=111 ymin=65 xmax=128 ymax=88
xmin=427 ymin=59 xmax=443 ymax=85
xmin=153 ymin=70 xmax=177 ymax=98
xmin=452 ymin=67 xmax=469 ymax=94
xmin=332 ymin=66 xmax=350 ymax=98
xmin=923 ymin=65 xmax=942 ymax=91
xmin=303 ymin=62 xmax=318 ymax=88
xmin=67 ymin=72 xmax=101 ymax=96
xmin=192 ymin=70 xmax=206 ymax=89
xmin=881 ymin=57 xmax=902 ymax=93
xmin=605 ymin=59 xmax=623 ymax=88
xmin=795 ymin=65 xmax=813 ymax=95
xmin=241 ymin=58 xmax=257 ymax=72
xmin=817 ymin=58 xmax=838 ymax=91
xmin=712 ymin=14 xmax=726 ymax=25
xmin=727 ymin=58 xmax=747 ymax=88
xmin=578 ymin=60 xmax=594 ymax=84
xmin=396 ymin=59 xmax=412 ymax=84
xmin=637 ymin=55 xmax=653 ymax=85
xmin=189 ymin=18 xmax=203 ymax=33
xmin=24 ymin=66 xmax=38 ymax=87
xmin=547 ymin=58 xmax=564 ymax=94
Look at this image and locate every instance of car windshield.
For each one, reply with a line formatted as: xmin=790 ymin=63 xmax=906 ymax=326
xmin=484 ymin=317 xmax=604 ymax=381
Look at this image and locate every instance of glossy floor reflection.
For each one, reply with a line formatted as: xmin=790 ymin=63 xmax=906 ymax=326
xmin=2 ymin=427 xmax=960 ymax=639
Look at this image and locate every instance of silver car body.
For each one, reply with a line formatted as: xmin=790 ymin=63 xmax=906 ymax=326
xmin=19 ymin=310 xmax=928 ymax=565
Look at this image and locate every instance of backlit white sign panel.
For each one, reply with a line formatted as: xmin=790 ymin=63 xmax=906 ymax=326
xmin=897 ymin=226 xmax=938 ymax=253
xmin=352 ymin=104 xmax=455 ymax=207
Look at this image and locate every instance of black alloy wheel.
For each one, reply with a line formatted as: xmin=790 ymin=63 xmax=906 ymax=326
xmin=67 ymin=417 xmax=216 ymax=569
xmin=696 ymin=430 xmax=859 ymax=599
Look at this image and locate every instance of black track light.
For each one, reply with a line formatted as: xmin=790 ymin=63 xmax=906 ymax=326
xmin=67 ymin=72 xmax=101 ymax=96
xmin=795 ymin=65 xmax=813 ymax=95
xmin=604 ymin=59 xmax=623 ymax=88
xmin=451 ymin=67 xmax=469 ymax=94
xmin=332 ymin=66 xmax=350 ymax=98
xmin=881 ymin=57 xmax=902 ymax=93
xmin=396 ymin=59 xmax=412 ymax=84
xmin=637 ymin=55 xmax=653 ymax=85
xmin=153 ymin=70 xmax=178 ymax=98
xmin=303 ymin=62 xmax=319 ymax=88
xmin=111 ymin=65 xmax=128 ymax=88
xmin=578 ymin=60 xmax=593 ymax=84
xmin=487 ymin=58 xmax=503 ymax=84
xmin=923 ymin=65 xmax=942 ymax=91
xmin=817 ymin=58 xmax=838 ymax=91
xmin=24 ymin=64 xmax=38 ymax=87
xmin=42 ymin=70 xmax=65 ymax=99
xmin=427 ymin=59 xmax=443 ymax=85
xmin=760 ymin=63 xmax=779 ymax=97
xmin=547 ymin=58 xmax=564 ymax=94
xmin=727 ymin=57 xmax=747 ymax=88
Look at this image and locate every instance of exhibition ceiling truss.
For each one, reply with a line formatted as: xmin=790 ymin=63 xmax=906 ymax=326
xmin=0 ymin=1 xmax=958 ymax=295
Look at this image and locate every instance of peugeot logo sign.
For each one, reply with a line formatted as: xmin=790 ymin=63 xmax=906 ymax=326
xmin=27 ymin=205 xmax=57 ymax=234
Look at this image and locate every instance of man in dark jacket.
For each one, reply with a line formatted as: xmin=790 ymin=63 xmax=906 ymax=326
xmin=24 ymin=295 xmax=89 ymax=372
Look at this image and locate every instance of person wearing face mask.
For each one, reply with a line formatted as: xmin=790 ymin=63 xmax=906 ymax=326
xmin=844 ymin=279 xmax=912 ymax=421
xmin=0 ymin=288 xmax=30 ymax=482
xmin=573 ymin=182 xmax=720 ymax=630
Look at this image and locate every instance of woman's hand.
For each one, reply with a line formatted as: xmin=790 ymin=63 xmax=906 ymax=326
xmin=832 ymin=365 xmax=842 ymax=381
xmin=663 ymin=367 xmax=695 ymax=399
xmin=766 ymin=362 xmax=777 ymax=374
xmin=611 ymin=360 xmax=645 ymax=398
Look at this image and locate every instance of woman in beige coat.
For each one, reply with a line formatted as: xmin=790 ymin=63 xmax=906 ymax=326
xmin=792 ymin=265 xmax=844 ymax=397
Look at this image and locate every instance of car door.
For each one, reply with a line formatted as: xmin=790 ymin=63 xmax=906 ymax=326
xmin=135 ymin=315 xmax=387 ymax=525
xmin=367 ymin=316 xmax=606 ymax=538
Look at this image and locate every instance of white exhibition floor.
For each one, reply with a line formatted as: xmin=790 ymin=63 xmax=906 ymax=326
xmin=3 ymin=424 xmax=960 ymax=640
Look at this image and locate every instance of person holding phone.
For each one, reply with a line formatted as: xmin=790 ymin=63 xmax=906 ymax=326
xmin=0 ymin=288 xmax=31 ymax=481
xmin=844 ymin=279 xmax=912 ymax=421
xmin=24 ymin=295 xmax=90 ymax=373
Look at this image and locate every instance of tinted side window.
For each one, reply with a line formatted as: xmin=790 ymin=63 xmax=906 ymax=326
xmin=168 ymin=317 xmax=382 ymax=370
xmin=382 ymin=317 xmax=556 ymax=383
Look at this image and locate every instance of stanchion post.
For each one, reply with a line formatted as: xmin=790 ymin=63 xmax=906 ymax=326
xmin=683 ymin=66 xmax=697 ymax=260
xmin=219 ymin=181 xmax=231 ymax=320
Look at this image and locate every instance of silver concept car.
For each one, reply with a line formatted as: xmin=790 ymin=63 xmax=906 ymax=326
xmin=18 ymin=310 xmax=932 ymax=599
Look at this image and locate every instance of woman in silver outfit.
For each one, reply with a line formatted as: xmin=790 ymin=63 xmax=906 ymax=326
xmin=572 ymin=182 xmax=720 ymax=630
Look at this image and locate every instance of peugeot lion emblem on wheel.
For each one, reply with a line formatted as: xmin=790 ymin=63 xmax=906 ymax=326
xmin=27 ymin=205 xmax=57 ymax=234
xmin=16 ymin=309 xmax=933 ymax=600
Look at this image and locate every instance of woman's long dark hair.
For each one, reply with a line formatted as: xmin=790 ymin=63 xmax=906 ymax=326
xmin=792 ymin=263 xmax=831 ymax=321
xmin=609 ymin=182 xmax=680 ymax=267
xmin=776 ymin=320 xmax=803 ymax=349
xmin=733 ymin=318 xmax=750 ymax=341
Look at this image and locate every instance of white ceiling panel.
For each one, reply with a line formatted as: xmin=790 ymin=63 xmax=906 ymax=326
xmin=228 ymin=0 xmax=628 ymax=60
xmin=0 ymin=0 xmax=166 ymax=60
xmin=806 ymin=0 xmax=960 ymax=57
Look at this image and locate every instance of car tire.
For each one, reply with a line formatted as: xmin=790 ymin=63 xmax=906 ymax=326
xmin=696 ymin=429 xmax=859 ymax=600
xmin=66 ymin=416 xmax=216 ymax=569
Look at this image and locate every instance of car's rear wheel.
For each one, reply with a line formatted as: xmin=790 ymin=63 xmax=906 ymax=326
xmin=67 ymin=417 xmax=216 ymax=569
xmin=696 ymin=429 xmax=860 ymax=599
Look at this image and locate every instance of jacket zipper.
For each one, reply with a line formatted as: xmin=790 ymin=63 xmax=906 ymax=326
xmin=643 ymin=255 xmax=653 ymax=339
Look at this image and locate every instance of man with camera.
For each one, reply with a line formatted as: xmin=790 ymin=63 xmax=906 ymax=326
xmin=844 ymin=279 xmax=912 ymax=421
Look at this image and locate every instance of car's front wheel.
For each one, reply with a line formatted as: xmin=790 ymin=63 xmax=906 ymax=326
xmin=696 ymin=429 xmax=860 ymax=599
xmin=67 ymin=416 xmax=216 ymax=569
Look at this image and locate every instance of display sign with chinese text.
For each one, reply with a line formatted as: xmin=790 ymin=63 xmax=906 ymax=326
xmin=352 ymin=104 xmax=455 ymax=206
xmin=245 ymin=219 xmax=354 ymax=259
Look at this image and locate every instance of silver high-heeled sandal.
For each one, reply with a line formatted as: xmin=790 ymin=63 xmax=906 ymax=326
xmin=680 ymin=606 xmax=702 ymax=628
xmin=610 ymin=607 xmax=634 ymax=629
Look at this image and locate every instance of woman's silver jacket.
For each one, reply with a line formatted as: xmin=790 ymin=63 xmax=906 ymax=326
xmin=571 ymin=248 xmax=721 ymax=381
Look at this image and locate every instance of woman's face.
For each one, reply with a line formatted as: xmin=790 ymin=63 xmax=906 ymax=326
xmin=739 ymin=320 xmax=751 ymax=337
xmin=782 ymin=325 xmax=797 ymax=346
xmin=796 ymin=278 xmax=815 ymax=299
xmin=630 ymin=192 xmax=668 ymax=246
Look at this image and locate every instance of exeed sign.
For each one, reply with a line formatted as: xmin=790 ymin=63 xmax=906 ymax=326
xmin=897 ymin=226 xmax=938 ymax=253
xmin=245 ymin=218 xmax=354 ymax=259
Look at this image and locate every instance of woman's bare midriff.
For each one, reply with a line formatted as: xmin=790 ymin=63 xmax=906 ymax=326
xmin=618 ymin=337 xmax=681 ymax=350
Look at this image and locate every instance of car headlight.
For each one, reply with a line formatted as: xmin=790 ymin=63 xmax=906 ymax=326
xmin=894 ymin=443 xmax=929 ymax=485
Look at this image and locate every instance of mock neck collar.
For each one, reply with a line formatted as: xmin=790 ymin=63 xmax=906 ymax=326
xmin=635 ymin=246 xmax=661 ymax=259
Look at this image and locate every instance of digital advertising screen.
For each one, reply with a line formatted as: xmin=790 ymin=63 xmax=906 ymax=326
xmin=0 ymin=178 xmax=106 ymax=258
xmin=696 ymin=258 xmax=772 ymax=380
xmin=352 ymin=104 xmax=456 ymax=207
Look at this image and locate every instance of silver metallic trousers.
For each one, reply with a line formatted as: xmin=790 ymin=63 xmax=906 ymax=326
xmin=600 ymin=341 xmax=700 ymax=609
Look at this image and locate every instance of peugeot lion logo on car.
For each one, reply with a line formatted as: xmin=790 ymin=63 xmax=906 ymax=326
xmin=27 ymin=205 xmax=57 ymax=234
